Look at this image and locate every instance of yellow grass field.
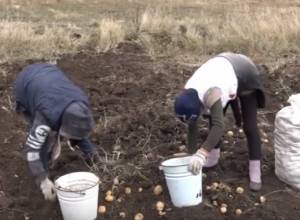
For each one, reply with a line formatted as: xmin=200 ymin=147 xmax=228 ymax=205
xmin=0 ymin=0 xmax=299 ymax=66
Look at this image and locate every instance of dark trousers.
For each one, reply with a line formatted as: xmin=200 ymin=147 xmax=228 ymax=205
xmin=209 ymin=92 xmax=261 ymax=160
xmin=240 ymin=93 xmax=261 ymax=160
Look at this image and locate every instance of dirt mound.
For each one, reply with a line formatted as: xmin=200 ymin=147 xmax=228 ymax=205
xmin=0 ymin=47 xmax=299 ymax=220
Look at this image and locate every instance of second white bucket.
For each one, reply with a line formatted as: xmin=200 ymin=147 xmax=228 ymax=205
xmin=55 ymin=172 xmax=100 ymax=220
xmin=160 ymin=156 xmax=202 ymax=207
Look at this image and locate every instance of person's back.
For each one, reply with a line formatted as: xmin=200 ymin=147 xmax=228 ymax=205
xmin=15 ymin=63 xmax=88 ymax=129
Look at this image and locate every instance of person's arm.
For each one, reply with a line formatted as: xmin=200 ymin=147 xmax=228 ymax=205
xmin=188 ymin=120 xmax=199 ymax=153
xmin=201 ymin=99 xmax=224 ymax=151
xmin=69 ymin=138 xmax=98 ymax=166
xmin=69 ymin=138 xmax=95 ymax=155
xmin=24 ymin=111 xmax=56 ymax=200
xmin=201 ymin=87 xmax=225 ymax=151
xmin=25 ymin=112 xmax=50 ymax=182
xmin=188 ymin=88 xmax=224 ymax=175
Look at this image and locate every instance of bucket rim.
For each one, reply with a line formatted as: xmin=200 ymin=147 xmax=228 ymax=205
xmin=160 ymin=155 xmax=192 ymax=168
xmin=54 ymin=172 xmax=100 ymax=193
xmin=55 ymin=179 xmax=101 ymax=193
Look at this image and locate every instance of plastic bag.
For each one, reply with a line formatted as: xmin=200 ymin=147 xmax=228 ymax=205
xmin=274 ymin=94 xmax=300 ymax=189
xmin=287 ymin=94 xmax=300 ymax=124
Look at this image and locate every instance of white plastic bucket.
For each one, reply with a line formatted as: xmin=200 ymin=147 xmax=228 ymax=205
xmin=160 ymin=156 xmax=202 ymax=207
xmin=55 ymin=172 xmax=100 ymax=220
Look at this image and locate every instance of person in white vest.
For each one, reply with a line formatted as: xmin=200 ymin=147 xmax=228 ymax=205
xmin=174 ymin=52 xmax=265 ymax=191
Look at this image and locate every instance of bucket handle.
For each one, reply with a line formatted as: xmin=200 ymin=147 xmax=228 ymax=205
xmin=56 ymin=186 xmax=87 ymax=196
xmin=159 ymin=153 xmax=191 ymax=171
xmin=55 ymin=179 xmax=101 ymax=196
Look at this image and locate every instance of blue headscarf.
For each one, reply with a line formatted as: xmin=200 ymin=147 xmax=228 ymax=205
xmin=174 ymin=88 xmax=202 ymax=122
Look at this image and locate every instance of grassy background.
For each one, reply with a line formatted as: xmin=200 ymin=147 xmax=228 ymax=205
xmin=0 ymin=0 xmax=300 ymax=65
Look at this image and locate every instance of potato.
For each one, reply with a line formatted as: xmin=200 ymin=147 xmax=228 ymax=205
xmin=158 ymin=211 xmax=166 ymax=216
xmin=119 ymin=212 xmax=126 ymax=218
xmin=220 ymin=206 xmax=227 ymax=214
xmin=98 ymin=205 xmax=106 ymax=214
xmin=105 ymin=194 xmax=114 ymax=202
xmin=260 ymin=196 xmax=266 ymax=203
xmin=236 ymin=187 xmax=244 ymax=194
xmin=156 ymin=201 xmax=165 ymax=211
xmin=206 ymin=185 xmax=212 ymax=191
xmin=221 ymin=203 xmax=228 ymax=208
xmin=235 ymin=208 xmax=242 ymax=215
xmin=218 ymin=183 xmax=226 ymax=189
xmin=178 ymin=145 xmax=186 ymax=151
xmin=106 ymin=190 xmax=112 ymax=196
xmin=211 ymin=182 xmax=219 ymax=190
xmin=153 ymin=185 xmax=163 ymax=195
xmin=125 ymin=187 xmax=131 ymax=195
xmin=134 ymin=213 xmax=144 ymax=220
xmin=227 ymin=131 xmax=234 ymax=137
xmin=263 ymin=139 xmax=269 ymax=143
xmin=212 ymin=200 xmax=218 ymax=206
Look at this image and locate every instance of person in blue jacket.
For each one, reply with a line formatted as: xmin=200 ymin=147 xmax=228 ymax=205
xmin=15 ymin=63 xmax=98 ymax=201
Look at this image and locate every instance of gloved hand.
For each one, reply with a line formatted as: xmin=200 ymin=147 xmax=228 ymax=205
xmin=188 ymin=149 xmax=207 ymax=175
xmin=40 ymin=177 xmax=56 ymax=201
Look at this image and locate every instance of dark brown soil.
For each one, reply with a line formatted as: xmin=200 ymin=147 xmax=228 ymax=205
xmin=0 ymin=43 xmax=299 ymax=220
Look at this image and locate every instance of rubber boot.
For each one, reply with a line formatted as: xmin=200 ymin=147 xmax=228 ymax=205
xmin=203 ymin=148 xmax=220 ymax=168
xmin=249 ymin=160 xmax=262 ymax=191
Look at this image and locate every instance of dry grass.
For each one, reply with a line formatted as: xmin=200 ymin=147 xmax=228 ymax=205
xmin=0 ymin=0 xmax=299 ymax=63
xmin=0 ymin=21 xmax=87 ymax=63
xmin=138 ymin=5 xmax=300 ymax=59
xmin=90 ymin=19 xmax=129 ymax=52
